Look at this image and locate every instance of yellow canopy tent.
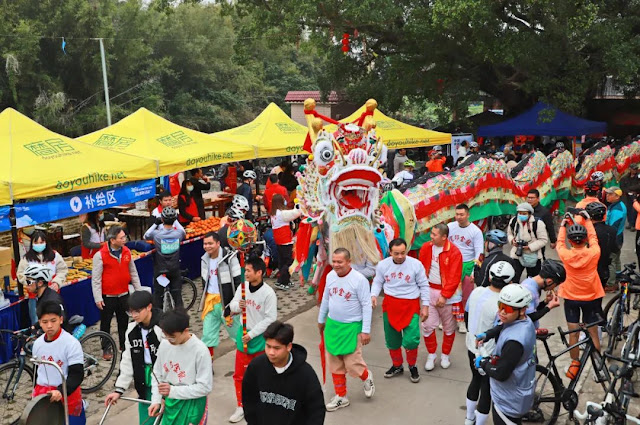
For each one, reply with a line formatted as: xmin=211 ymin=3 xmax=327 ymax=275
xmin=331 ymin=104 xmax=452 ymax=149
xmin=0 ymin=108 xmax=158 ymax=204
xmin=213 ymin=103 xmax=308 ymax=158
xmin=76 ymin=108 xmax=256 ymax=176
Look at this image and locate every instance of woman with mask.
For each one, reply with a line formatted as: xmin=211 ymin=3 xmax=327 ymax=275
xmin=178 ymin=179 xmax=201 ymax=227
xmin=507 ymin=203 xmax=548 ymax=281
xmin=17 ymin=230 xmax=69 ymax=324
xmin=81 ymin=210 xmax=105 ymax=259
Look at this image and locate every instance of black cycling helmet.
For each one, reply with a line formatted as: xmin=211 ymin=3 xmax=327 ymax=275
xmin=161 ymin=206 xmax=178 ymax=223
xmin=585 ymin=179 xmax=602 ymax=194
xmin=539 ymin=259 xmax=566 ymax=285
xmin=585 ymin=201 xmax=607 ymax=221
xmin=566 ymin=224 xmax=588 ymax=243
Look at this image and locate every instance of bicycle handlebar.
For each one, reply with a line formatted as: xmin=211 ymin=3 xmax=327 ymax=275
xmin=575 ymin=401 xmax=640 ymax=424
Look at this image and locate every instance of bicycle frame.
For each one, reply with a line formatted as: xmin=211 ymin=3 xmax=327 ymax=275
xmin=536 ymin=325 xmax=610 ymax=417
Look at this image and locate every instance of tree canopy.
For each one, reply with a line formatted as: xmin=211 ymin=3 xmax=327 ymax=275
xmin=0 ymin=0 xmax=324 ymax=135
xmin=234 ymin=0 xmax=640 ymax=116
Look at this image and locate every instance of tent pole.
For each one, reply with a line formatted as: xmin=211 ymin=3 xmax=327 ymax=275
xmin=98 ymin=38 xmax=112 ymax=126
xmin=9 ymin=205 xmax=23 ymax=297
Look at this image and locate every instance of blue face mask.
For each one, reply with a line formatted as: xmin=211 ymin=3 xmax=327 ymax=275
xmin=32 ymin=243 xmax=46 ymax=253
xmin=517 ymin=214 xmax=529 ymax=222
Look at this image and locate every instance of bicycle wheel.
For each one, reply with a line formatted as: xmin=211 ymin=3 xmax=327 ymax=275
xmin=79 ymin=331 xmax=117 ymax=393
xmin=0 ymin=361 xmax=34 ymax=424
xmin=621 ymin=322 xmax=640 ymax=362
xmin=182 ymin=277 xmax=198 ymax=311
xmin=526 ymin=365 xmax=562 ymax=425
xmin=605 ymin=299 xmax=624 ymax=354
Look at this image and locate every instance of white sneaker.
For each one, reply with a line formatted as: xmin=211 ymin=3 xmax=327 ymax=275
xmin=326 ymin=395 xmax=350 ymax=412
xmin=363 ymin=370 xmax=375 ymax=398
xmin=441 ymin=354 xmax=451 ymax=369
xmin=229 ymin=407 xmax=244 ymax=423
xmin=458 ymin=322 xmax=468 ymax=334
xmin=425 ymin=353 xmax=437 ymax=371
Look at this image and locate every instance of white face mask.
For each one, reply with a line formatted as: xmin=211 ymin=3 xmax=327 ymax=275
xmin=187 ymin=186 xmax=194 ymax=193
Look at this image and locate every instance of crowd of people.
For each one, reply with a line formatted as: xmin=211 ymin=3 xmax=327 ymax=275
xmin=18 ymin=140 xmax=640 ymax=425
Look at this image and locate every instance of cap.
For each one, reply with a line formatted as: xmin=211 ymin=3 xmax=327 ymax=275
xmin=605 ymin=186 xmax=623 ymax=196
xmin=516 ymin=202 xmax=534 ymax=214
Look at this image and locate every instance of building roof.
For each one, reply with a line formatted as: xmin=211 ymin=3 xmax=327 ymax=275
xmin=285 ymin=91 xmax=340 ymax=103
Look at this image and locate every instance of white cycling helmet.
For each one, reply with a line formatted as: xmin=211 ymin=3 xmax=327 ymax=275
xmin=243 ymin=170 xmax=257 ymax=180
xmin=498 ymin=284 xmax=532 ymax=309
xmin=590 ymin=171 xmax=604 ymax=182
xmin=232 ymin=195 xmax=250 ymax=212
xmin=489 ymin=261 xmax=516 ymax=284
xmin=469 ymin=141 xmax=479 ymax=148
xmin=494 ymin=152 xmax=505 ymax=160
xmin=24 ymin=263 xmax=53 ymax=284
xmin=226 ymin=206 xmax=245 ymax=220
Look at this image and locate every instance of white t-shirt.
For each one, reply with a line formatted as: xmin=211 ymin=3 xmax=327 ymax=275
xmin=151 ymin=208 xmax=185 ymax=233
xmin=458 ymin=146 xmax=468 ymax=158
xmin=32 ymin=330 xmax=84 ymax=387
xmin=141 ymin=328 xmax=152 ymax=365
xmin=427 ymin=246 xmax=444 ymax=284
xmin=275 ymin=353 xmax=293 ymax=374
xmin=318 ymin=269 xmax=373 ymax=333
xmin=392 ymin=170 xmax=414 ymax=186
xmin=465 ymin=287 xmax=500 ymax=355
xmin=206 ymin=251 xmax=222 ymax=295
xmin=371 ymin=256 xmax=430 ymax=304
xmin=447 ymin=221 xmax=484 ymax=262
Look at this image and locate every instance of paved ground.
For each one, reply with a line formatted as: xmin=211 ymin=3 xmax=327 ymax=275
xmin=86 ymin=228 xmax=640 ymax=424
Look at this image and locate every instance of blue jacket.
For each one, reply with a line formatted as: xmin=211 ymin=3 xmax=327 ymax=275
xmin=606 ymin=200 xmax=627 ymax=244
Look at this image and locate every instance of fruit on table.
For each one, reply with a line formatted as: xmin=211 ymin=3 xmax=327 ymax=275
xmin=185 ymin=216 xmax=222 ymax=238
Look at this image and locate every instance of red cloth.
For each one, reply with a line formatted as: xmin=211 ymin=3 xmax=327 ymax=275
xmin=99 ymin=244 xmax=133 ymax=295
xmin=418 ymin=241 xmax=463 ymax=299
xmin=272 ymin=225 xmax=293 ymax=245
xmin=33 ymin=385 xmax=83 ymax=416
xmin=233 ymin=350 xmax=263 ymax=406
xmin=424 ymin=333 xmax=437 ymax=354
xmin=332 ymin=373 xmax=347 ymax=397
xmin=264 ymin=183 xmax=288 ymax=213
xmin=169 ymin=173 xmax=181 ymax=196
xmin=389 ymin=348 xmax=403 ymax=367
xmin=382 ymin=294 xmax=420 ymax=332
xmin=406 ymin=348 xmax=418 ymax=366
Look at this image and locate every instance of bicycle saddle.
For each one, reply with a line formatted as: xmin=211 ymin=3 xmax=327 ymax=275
xmin=535 ymin=328 xmax=554 ymax=340
xmin=68 ymin=315 xmax=84 ymax=326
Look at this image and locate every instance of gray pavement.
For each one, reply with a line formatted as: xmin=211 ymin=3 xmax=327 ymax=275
xmin=88 ymin=228 xmax=640 ymax=425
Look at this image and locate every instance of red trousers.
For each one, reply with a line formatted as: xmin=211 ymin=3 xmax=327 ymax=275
xmin=233 ymin=350 xmax=264 ymax=406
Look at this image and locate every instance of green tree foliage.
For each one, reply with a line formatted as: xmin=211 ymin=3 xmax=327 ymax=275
xmin=0 ymin=0 xmax=325 ymax=135
xmin=233 ymin=0 xmax=640 ymax=115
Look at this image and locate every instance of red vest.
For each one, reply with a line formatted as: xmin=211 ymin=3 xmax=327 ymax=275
xmin=178 ymin=194 xmax=199 ymax=224
xmin=272 ymin=225 xmax=293 ymax=245
xmin=99 ymin=244 xmax=133 ymax=295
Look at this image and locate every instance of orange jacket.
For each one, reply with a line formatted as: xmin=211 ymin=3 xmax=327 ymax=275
xmin=576 ymin=196 xmax=600 ymax=209
xmin=426 ymin=158 xmax=446 ymax=173
xmin=418 ymin=240 xmax=463 ymax=299
xmin=634 ymin=200 xmax=640 ymax=230
xmin=557 ymin=220 xmax=604 ymax=301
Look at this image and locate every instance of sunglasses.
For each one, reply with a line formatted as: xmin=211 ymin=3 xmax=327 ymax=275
xmin=497 ymin=302 xmax=518 ymax=314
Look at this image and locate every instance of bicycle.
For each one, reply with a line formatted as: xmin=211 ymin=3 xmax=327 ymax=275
xmin=525 ymin=319 xmax=611 ymax=425
xmin=0 ymin=317 xmax=118 ymax=423
xmin=574 ymin=355 xmax=639 ymax=424
xmin=157 ymin=269 xmax=198 ymax=312
xmin=603 ymin=263 xmax=640 ymax=355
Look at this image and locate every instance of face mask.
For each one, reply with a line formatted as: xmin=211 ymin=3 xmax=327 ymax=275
xmin=32 ymin=243 xmax=46 ymax=253
xmin=518 ymin=214 xmax=528 ymax=222
xmin=98 ymin=213 xmax=105 ymax=221
xmin=187 ymin=186 xmax=194 ymax=193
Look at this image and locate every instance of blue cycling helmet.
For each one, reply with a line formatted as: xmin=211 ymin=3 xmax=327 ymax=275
xmin=486 ymin=229 xmax=507 ymax=245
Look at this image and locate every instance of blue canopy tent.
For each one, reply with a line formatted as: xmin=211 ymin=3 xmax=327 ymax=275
xmin=477 ymin=102 xmax=607 ymax=137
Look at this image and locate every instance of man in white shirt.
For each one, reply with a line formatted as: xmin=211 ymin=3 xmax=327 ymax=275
xmin=371 ymin=238 xmax=429 ymax=383
xmin=392 ymin=160 xmax=416 ymax=187
xmin=150 ymin=191 xmax=185 ymax=233
xmin=318 ymin=248 xmax=375 ymax=412
xmin=447 ymin=204 xmax=484 ymax=333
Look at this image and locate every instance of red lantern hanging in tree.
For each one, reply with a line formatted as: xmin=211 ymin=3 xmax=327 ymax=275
xmin=341 ymin=33 xmax=350 ymax=54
